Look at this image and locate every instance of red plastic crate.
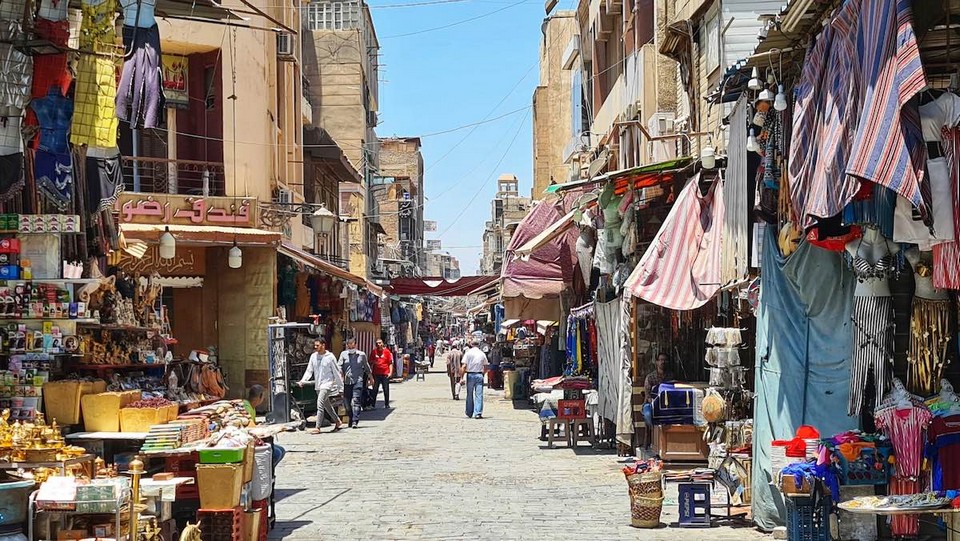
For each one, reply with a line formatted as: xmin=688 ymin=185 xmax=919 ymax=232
xmin=176 ymin=483 xmax=199 ymax=500
xmin=251 ymin=498 xmax=269 ymax=541
xmin=557 ymin=399 xmax=586 ymax=420
xmin=197 ymin=506 xmax=243 ymax=541
xmin=166 ymin=452 xmax=199 ymax=473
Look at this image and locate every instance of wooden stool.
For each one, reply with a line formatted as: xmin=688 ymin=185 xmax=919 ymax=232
xmin=546 ymin=418 xmax=569 ymax=448
xmin=569 ymin=418 xmax=594 ymax=447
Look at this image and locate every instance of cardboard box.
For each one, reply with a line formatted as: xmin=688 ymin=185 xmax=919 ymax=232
xmin=56 ymin=530 xmax=86 ymax=540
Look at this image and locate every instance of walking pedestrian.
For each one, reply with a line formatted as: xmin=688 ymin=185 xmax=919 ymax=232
xmin=427 ymin=342 xmax=436 ymax=368
xmin=460 ymin=339 xmax=489 ymax=419
xmin=297 ymin=338 xmax=343 ymax=434
xmin=339 ymin=337 xmax=372 ymax=429
xmin=370 ymin=339 xmax=394 ymax=408
xmin=446 ymin=344 xmax=463 ymax=400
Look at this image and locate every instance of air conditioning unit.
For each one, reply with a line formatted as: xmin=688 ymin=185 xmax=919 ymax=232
xmin=276 ymin=188 xmax=294 ymax=205
xmin=366 ymin=110 xmax=378 ymax=127
xmin=647 ymin=112 xmax=677 ymax=162
xmin=277 ymin=33 xmax=295 ymax=60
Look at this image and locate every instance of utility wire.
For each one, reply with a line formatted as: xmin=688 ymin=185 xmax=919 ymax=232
xmin=380 ymin=0 xmax=528 ymax=38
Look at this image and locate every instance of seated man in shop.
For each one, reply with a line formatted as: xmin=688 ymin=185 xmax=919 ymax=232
xmin=245 ymin=385 xmax=286 ymax=466
xmin=641 ymin=353 xmax=674 ymax=446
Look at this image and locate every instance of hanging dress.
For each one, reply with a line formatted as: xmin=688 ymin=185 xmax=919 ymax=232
xmin=72 ymin=0 xmax=121 ymax=148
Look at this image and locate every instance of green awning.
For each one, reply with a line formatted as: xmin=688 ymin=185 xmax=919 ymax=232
xmin=544 ymin=157 xmax=692 ymax=194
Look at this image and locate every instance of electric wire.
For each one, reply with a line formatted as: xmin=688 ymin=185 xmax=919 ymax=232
xmin=379 ymin=0 xmax=529 ymax=38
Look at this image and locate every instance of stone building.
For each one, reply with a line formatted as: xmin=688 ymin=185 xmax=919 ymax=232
xmin=532 ymin=10 xmax=577 ymax=199
xmin=424 ymin=252 xmax=461 ymax=280
xmin=372 ymin=137 xmax=425 ymax=277
xmin=480 ymin=175 xmax=531 ymax=276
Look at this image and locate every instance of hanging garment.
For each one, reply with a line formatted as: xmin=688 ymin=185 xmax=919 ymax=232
xmin=615 ymin=295 xmax=634 ymax=448
xmin=84 ymin=153 xmax=123 ymax=215
xmin=34 ymin=149 xmax=72 ymax=210
xmin=843 ymin=182 xmax=896 ymax=238
xmin=0 ymin=21 xmax=32 ymax=111
xmin=908 ymin=296 xmax=950 ymax=395
xmin=72 ymin=0 xmax=120 ymax=148
xmin=927 ymin=414 xmax=960 ymax=491
xmin=26 ymin=18 xmax=71 ymax=137
xmin=0 ymin=151 xmax=22 ymax=202
xmin=294 ymin=273 xmax=310 ymax=319
xmin=933 ymin=124 xmax=960 ymax=288
xmin=752 ymin=227 xmax=858 ymax=530
xmin=889 ymin=475 xmax=921 ymax=536
xmin=848 ymin=296 xmax=894 ymax=416
xmin=624 ymin=174 xmax=724 ymax=310
xmin=723 ymin=97 xmax=750 ymax=284
xmin=31 ymin=88 xmax=73 ymax=154
xmin=116 ymin=24 xmax=165 ymax=129
xmin=876 ymin=405 xmax=932 ymax=478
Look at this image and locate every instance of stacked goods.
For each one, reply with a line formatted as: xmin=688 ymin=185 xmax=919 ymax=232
xmin=180 ymin=400 xmax=252 ymax=431
xmin=140 ymin=424 xmax=186 ymax=453
xmin=166 ymin=418 xmax=208 ymax=444
xmin=80 ymin=391 xmax=140 ymax=431
xmin=120 ymin=398 xmax=178 ymax=432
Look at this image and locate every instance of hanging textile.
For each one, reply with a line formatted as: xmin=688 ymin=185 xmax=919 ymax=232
xmin=72 ymin=0 xmax=120 ymax=147
xmin=933 ymin=124 xmax=960 ymax=288
xmin=624 ymin=173 xmax=725 ymax=310
xmin=722 ymin=97 xmax=749 ymax=284
xmin=615 ymin=295 xmax=634 ymax=448
xmin=752 ymin=227 xmax=858 ymax=529
xmin=595 ymin=299 xmax=621 ymax=424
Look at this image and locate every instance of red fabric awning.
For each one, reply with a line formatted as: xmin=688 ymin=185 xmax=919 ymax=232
xmin=388 ymin=276 xmax=498 ymax=297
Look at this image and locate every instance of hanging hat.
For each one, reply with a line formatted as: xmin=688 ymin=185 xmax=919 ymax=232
xmin=702 ymin=393 xmax=726 ymax=423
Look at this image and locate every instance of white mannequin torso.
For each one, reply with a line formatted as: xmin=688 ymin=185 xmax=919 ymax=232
xmin=906 ymin=248 xmax=949 ymax=300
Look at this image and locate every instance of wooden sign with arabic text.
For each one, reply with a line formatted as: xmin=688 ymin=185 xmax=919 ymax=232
xmin=118 ymin=246 xmax=206 ymax=276
xmin=116 ymin=193 xmax=258 ymax=227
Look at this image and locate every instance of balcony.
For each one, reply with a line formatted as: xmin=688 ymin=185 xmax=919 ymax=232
xmin=121 ymin=157 xmax=226 ymax=196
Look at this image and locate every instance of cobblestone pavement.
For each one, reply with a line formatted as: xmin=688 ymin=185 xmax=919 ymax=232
xmin=268 ymin=363 xmax=771 ymax=540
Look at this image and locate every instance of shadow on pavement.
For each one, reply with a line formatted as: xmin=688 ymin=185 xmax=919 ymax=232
xmin=274 ymin=488 xmax=307 ymax=502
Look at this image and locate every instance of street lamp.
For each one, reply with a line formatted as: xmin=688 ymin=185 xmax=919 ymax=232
xmin=159 ymin=227 xmax=176 ymax=260
xmin=311 ymin=203 xmax=337 ymax=256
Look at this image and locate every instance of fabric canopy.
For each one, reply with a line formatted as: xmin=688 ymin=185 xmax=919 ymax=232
xmin=120 ymin=223 xmax=280 ymax=246
xmin=388 ymin=276 xmax=498 ymax=297
xmin=279 ymin=242 xmax=383 ymax=296
xmin=501 ymin=194 xmax=580 ymax=299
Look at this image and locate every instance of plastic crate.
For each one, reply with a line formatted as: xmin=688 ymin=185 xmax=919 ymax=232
xmin=677 ymin=482 xmax=711 ymax=528
xmin=835 ymin=445 xmax=891 ymax=486
xmin=251 ymin=499 xmax=269 ymax=541
xmin=166 ymin=452 xmax=199 ymax=473
xmin=556 ymin=399 xmax=586 ymax=420
xmin=786 ymin=494 xmax=832 ymax=541
xmin=198 ymin=448 xmax=245 ymax=464
xmin=197 ymin=506 xmax=243 ymax=541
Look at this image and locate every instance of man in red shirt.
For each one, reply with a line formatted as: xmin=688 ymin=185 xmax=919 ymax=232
xmin=369 ymin=339 xmax=394 ymax=408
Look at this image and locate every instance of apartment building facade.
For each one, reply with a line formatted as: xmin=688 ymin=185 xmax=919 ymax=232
xmin=532 ymin=11 xmax=577 ymax=198
xmin=424 ymin=252 xmax=462 ymax=280
xmin=373 ymin=137 xmax=426 ymax=277
xmin=302 ymin=0 xmax=382 ymax=278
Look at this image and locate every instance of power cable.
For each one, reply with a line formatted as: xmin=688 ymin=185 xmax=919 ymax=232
xmin=380 ymin=0 xmax=529 ymax=38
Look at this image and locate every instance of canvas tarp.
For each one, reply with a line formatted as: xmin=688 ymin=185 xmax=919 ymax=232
xmin=595 ymin=299 xmax=621 ymax=424
xmin=615 ymin=296 xmax=634 ymax=447
xmin=501 ymin=195 xmax=580 ymax=299
xmin=752 ymin=227 xmax=858 ymax=529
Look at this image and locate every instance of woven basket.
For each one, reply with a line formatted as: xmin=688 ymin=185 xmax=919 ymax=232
xmin=627 ymin=472 xmax=664 ymax=497
xmin=630 ymin=494 xmax=664 ymax=528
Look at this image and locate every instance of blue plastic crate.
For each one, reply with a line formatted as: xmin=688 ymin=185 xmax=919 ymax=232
xmin=677 ymin=482 xmax=712 ymax=528
xmin=834 ymin=445 xmax=891 ymax=485
xmin=786 ymin=494 xmax=832 ymax=541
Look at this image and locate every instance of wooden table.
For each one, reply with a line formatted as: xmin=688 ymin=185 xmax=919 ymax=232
xmin=840 ymin=505 xmax=960 ymax=541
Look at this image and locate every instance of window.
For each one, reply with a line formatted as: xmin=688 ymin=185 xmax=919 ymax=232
xmin=702 ymin=11 xmax=720 ymax=75
xmin=305 ymin=0 xmax=360 ymax=30
xmin=572 ymin=68 xmax=585 ymax=136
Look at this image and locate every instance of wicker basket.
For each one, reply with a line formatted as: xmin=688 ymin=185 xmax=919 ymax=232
xmin=630 ymin=494 xmax=664 ymax=528
xmin=627 ymin=471 xmax=664 ymax=497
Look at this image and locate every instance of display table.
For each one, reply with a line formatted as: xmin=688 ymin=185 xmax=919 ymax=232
xmin=840 ymin=505 xmax=960 ymax=541
xmin=0 ymin=454 xmax=96 ymax=476
xmin=65 ymin=431 xmax=149 ymax=440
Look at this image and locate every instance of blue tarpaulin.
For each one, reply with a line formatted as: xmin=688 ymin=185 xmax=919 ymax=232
xmin=752 ymin=227 xmax=859 ymax=529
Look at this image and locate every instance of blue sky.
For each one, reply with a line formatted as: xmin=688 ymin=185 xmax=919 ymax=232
xmin=371 ymin=0 xmax=551 ymax=274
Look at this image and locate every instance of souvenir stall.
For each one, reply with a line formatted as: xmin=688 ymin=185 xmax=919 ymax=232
xmin=710 ymin=0 xmax=960 ymax=534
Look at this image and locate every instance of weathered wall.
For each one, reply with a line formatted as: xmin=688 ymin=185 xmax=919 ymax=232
xmin=532 ymin=12 xmax=577 ymax=198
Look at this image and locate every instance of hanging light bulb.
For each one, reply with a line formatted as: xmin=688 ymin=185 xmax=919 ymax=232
xmin=158 ymin=227 xmax=175 ymax=259
xmin=228 ymin=241 xmax=242 ymax=269
xmin=757 ymin=87 xmax=775 ymax=102
xmin=747 ymin=67 xmax=762 ymax=91
xmin=746 ymin=128 xmax=759 ymax=153
xmin=700 ymin=145 xmax=716 ymax=169
xmin=774 ymin=84 xmax=788 ymax=111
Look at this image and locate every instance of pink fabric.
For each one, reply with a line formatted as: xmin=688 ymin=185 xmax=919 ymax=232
xmin=889 ymin=475 xmax=920 ymax=536
xmin=624 ymin=174 xmax=725 ymax=310
xmin=501 ymin=193 xmax=580 ymax=299
xmin=875 ymin=405 xmax=932 ymax=478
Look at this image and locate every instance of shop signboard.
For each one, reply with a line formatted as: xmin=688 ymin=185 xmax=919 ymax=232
xmin=116 ymin=194 xmax=258 ymax=227
xmin=424 ymin=220 xmax=437 ymax=232
xmin=426 ymin=239 xmax=441 ymax=250
xmin=162 ymin=54 xmax=189 ymax=108
xmin=118 ymin=245 xmax=206 ymax=276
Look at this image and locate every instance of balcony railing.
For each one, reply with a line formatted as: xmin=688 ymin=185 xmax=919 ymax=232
xmin=121 ymin=157 xmax=226 ymax=196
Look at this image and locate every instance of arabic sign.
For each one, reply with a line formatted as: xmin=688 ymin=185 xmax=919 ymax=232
xmin=426 ymin=240 xmax=441 ymax=250
xmin=116 ymin=193 xmax=258 ymax=227
xmin=118 ymin=246 xmax=206 ymax=276
xmin=424 ymin=220 xmax=437 ymax=232
xmin=162 ymin=55 xmax=189 ymax=107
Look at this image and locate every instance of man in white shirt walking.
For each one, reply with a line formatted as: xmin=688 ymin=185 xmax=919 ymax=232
xmin=297 ymin=338 xmax=343 ymax=434
xmin=460 ymin=339 xmax=490 ymax=419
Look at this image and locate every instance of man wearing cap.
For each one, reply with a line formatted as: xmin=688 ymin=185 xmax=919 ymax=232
xmin=339 ymin=337 xmax=372 ymax=429
xmin=460 ymin=339 xmax=490 ymax=419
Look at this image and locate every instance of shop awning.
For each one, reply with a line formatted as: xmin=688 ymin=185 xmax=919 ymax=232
xmin=388 ymin=276 xmax=499 ymax=297
xmin=278 ymin=242 xmax=383 ymax=296
xmin=513 ymin=193 xmax=598 ymax=260
xmin=119 ymin=223 xmax=281 ymax=246
xmin=500 ymin=318 xmax=521 ymax=329
xmin=545 ymin=157 xmax=691 ymax=194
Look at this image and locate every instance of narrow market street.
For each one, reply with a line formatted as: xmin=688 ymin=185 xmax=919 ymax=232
xmin=268 ymin=362 xmax=769 ymax=540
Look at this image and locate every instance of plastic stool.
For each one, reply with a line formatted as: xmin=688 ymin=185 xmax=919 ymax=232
xmin=677 ymin=482 xmax=712 ymax=528
xmin=568 ymin=418 xmax=594 ymax=446
xmin=546 ymin=418 xmax=569 ymax=448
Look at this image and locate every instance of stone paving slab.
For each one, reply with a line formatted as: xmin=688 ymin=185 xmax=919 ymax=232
xmin=267 ymin=362 xmax=772 ymax=540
